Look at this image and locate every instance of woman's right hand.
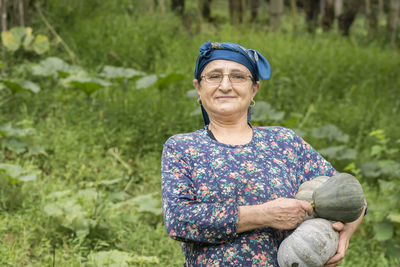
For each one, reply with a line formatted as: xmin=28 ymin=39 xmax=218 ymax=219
xmin=237 ymin=198 xmax=313 ymax=233
xmin=260 ymin=198 xmax=313 ymax=230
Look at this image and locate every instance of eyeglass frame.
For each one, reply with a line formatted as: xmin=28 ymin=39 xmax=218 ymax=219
xmin=199 ymin=72 xmax=256 ymax=85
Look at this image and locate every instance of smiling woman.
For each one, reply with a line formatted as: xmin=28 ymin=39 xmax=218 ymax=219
xmin=161 ymin=41 xmax=365 ymax=266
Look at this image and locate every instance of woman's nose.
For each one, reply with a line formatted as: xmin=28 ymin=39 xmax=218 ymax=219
xmin=218 ymin=75 xmax=232 ymax=90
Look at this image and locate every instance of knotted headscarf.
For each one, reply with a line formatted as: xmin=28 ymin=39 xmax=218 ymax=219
xmin=194 ymin=41 xmax=271 ymax=81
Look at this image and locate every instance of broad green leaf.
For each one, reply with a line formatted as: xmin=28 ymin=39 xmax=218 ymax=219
xmin=311 ymin=124 xmax=349 ymax=143
xmin=19 ymin=80 xmax=40 ymax=93
xmin=44 ymin=203 xmax=64 ymax=217
xmin=0 ymin=123 xmax=35 ymax=137
xmin=383 ymin=240 xmax=400 ymax=260
xmin=69 ymin=77 xmax=109 ymax=96
xmin=1 ymin=31 xmax=20 ymax=52
xmin=129 ymin=193 xmax=162 ymax=216
xmin=4 ymin=139 xmax=27 ymax=154
xmin=10 ymin=27 xmax=27 ymax=42
xmin=387 ymin=213 xmax=400 ymax=223
xmin=18 ymin=174 xmax=37 ymax=182
xmin=46 ymin=190 xmax=71 ymax=199
xmin=373 ymin=222 xmax=393 ymax=241
xmin=87 ymin=250 xmax=133 ymax=267
xmin=23 ymin=33 xmax=34 ymax=50
xmin=186 ymin=89 xmax=198 ymax=98
xmin=32 ymin=34 xmax=50 ymax=55
xmin=136 ymin=75 xmax=158 ymax=89
xmin=1 ymin=79 xmax=40 ymax=94
xmin=360 ymin=161 xmax=381 ymax=178
xmin=32 ymin=57 xmax=70 ymax=77
xmin=319 ymin=145 xmax=357 ymax=160
xmin=100 ymin=65 xmax=145 ymax=80
xmin=378 ymin=160 xmax=400 ymax=177
xmin=154 ymin=73 xmax=184 ymax=89
xmin=0 ymin=163 xmax=23 ymax=178
xmin=190 ymin=107 xmax=202 ymax=117
xmin=77 ymin=188 xmax=98 ymax=202
xmin=370 ymin=145 xmax=383 ymax=157
xmin=131 ymin=255 xmax=160 ymax=264
xmin=252 ymin=101 xmax=285 ymax=122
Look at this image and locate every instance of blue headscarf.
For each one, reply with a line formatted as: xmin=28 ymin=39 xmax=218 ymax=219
xmin=194 ymin=41 xmax=271 ymax=126
xmin=194 ymin=41 xmax=271 ymax=81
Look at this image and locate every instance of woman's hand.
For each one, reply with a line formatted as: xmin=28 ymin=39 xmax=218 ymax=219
xmin=324 ymin=205 xmax=366 ymax=266
xmin=237 ymin=198 xmax=313 ymax=233
xmin=260 ymin=198 xmax=314 ymax=230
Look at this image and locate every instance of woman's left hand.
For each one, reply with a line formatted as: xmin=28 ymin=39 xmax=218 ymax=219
xmin=324 ymin=205 xmax=366 ymax=266
xmin=324 ymin=222 xmax=348 ymax=266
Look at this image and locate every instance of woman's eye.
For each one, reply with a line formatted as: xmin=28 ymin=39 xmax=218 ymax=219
xmin=209 ymin=74 xmax=222 ymax=79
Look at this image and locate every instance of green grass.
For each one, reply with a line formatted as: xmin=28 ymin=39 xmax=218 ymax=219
xmin=1 ymin=1 xmax=400 ymax=265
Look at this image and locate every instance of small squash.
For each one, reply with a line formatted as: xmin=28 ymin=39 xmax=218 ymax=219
xmin=277 ymin=218 xmax=339 ymax=267
xmin=295 ymin=176 xmax=330 ymax=203
xmin=312 ymin=173 xmax=365 ymax=223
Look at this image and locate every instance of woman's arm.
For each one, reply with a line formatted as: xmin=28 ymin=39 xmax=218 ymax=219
xmin=162 ymin=139 xmax=239 ymax=244
xmin=237 ymin=198 xmax=313 ymax=233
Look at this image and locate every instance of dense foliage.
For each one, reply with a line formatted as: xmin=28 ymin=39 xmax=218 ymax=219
xmin=1 ymin=1 xmax=399 ymax=266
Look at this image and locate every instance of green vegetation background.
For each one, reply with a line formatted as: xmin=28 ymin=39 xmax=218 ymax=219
xmin=1 ymin=0 xmax=399 ymax=266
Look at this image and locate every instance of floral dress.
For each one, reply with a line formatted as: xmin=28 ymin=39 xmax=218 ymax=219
xmin=161 ymin=126 xmax=337 ymax=266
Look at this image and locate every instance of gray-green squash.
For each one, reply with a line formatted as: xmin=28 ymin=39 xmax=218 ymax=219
xmin=312 ymin=173 xmax=365 ymax=223
xmin=277 ymin=218 xmax=339 ymax=267
xmin=295 ymin=176 xmax=330 ymax=203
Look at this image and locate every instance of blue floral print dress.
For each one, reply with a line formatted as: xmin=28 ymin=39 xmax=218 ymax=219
xmin=161 ymin=126 xmax=337 ymax=266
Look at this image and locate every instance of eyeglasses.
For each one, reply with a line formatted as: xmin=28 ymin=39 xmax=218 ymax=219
xmin=201 ymin=72 xmax=253 ymax=84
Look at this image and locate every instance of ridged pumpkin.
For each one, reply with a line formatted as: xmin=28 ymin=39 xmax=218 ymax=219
xmin=312 ymin=173 xmax=365 ymax=223
xmin=295 ymin=176 xmax=330 ymax=203
xmin=277 ymin=218 xmax=339 ymax=267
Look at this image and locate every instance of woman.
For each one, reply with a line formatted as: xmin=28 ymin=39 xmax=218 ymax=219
xmin=161 ymin=41 xmax=365 ymax=266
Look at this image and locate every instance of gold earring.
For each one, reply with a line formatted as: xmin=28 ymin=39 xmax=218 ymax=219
xmin=197 ymin=98 xmax=201 ymax=105
xmin=250 ymin=100 xmax=256 ymax=107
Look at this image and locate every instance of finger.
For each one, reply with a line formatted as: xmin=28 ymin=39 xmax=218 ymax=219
xmin=298 ymin=200 xmax=314 ymax=215
xmin=332 ymin=221 xmax=344 ymax=231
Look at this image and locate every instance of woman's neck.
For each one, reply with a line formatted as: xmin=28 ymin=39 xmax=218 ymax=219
xmin=208 ymin=117 xmax=253 ymax=145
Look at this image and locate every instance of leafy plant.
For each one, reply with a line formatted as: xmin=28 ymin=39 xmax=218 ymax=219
xmin=1 ymin=27 xmax=50 ymax=55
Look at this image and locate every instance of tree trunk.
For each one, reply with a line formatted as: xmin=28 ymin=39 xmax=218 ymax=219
xmin=1 ymin=0 xmax=7 ymax=31
xmin=250 ymin=0 xmax=259 ymax=22
xmin=366 ymin=0 xmax=379 ymax=36
xmin=304 ymin=0 xmax=319 ymax=33
xmin=270 ymin=0 xmax=284 ymax=31
xmin=171 ymin=0 xmax=184 ymax=15
xmin=18 ymin=0 xmax=24 ymax=26
xmin=229 ymin=0 xmax=246 ymax=24
xmin=159 ymin=0 xmax=166 ymax=14
xmin=199 ymin=0 xmax=212 ymax=22
xmin=334 ymin=0 xmax=343 ymax=17
xmin=322 ymin=0 xmax=334 ymax=31
xmin=388 ymin=0 xmax=400 ymax=48
xmin=290 ymin=0 xmax=297 ymax=31
xmin=338 ymin=0 xmax=362 ymax=36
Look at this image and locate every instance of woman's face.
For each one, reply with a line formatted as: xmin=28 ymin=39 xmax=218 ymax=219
xmin=193 ymin=59 xmax=260 ymax=122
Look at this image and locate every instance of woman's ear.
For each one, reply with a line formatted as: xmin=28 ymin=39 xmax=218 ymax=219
xmin=252 ymin=81 xmax=260 ymax=97
xmin=193 ymin=79 xmax=201 ymax=95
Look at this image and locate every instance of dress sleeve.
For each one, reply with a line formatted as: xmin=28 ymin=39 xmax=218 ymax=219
xmin=289 ymin=129 xmax=338 ymax=187
xmin=161 ymin=137 xmax=239 ymax=244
